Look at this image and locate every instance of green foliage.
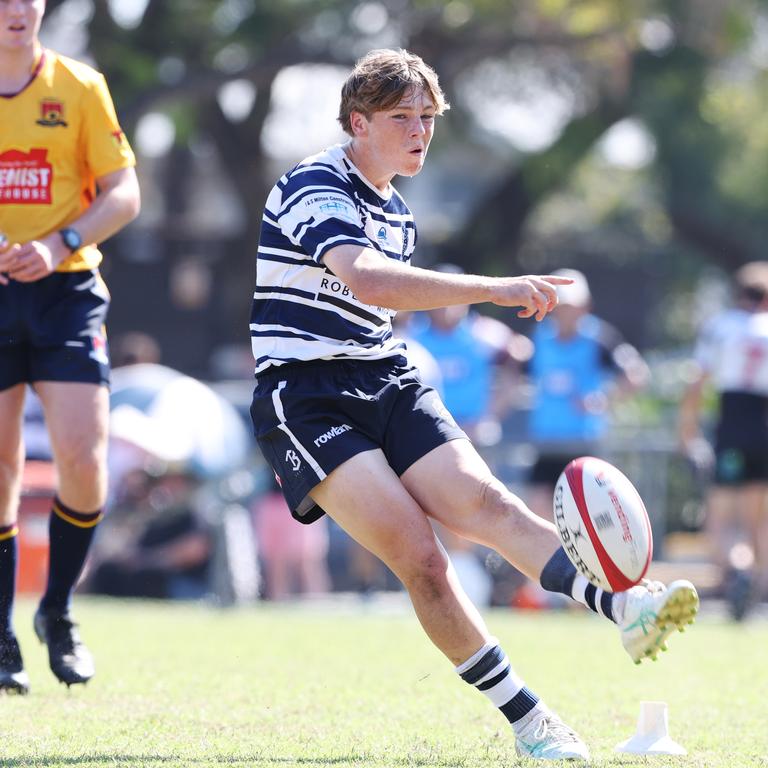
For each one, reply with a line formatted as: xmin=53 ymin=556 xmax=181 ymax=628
xmin=704 ymin=70 xmax=768 ymax=212
xmin=43 ymin=0 xmax=768 ymax=358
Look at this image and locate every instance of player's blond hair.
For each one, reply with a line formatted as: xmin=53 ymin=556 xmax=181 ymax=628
xmin=338 ymin=49 xmax=449 ymax=134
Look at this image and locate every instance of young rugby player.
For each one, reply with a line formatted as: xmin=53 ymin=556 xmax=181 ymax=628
xmin=0 ymin=0 xmax=140 ymax=693
xmin=249 ymin=48 xmax=698 ymax=760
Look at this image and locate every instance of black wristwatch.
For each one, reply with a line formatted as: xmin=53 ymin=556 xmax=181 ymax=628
xmin=59 ymin=227 xmax=82 ymax=253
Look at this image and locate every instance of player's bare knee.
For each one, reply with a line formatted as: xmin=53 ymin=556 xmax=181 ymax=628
xmin=398 ymin=546 xmax=451 ymax=598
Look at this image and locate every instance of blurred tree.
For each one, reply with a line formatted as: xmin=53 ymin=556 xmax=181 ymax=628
xmin=435 ymin=0 xmax=768 ymax=274
xmin=44 ymin=0 xmax=768 ymax=369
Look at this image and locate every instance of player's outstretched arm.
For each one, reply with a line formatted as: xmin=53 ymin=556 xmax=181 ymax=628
xmin=324 ymin=245 xmax=572 ymax=321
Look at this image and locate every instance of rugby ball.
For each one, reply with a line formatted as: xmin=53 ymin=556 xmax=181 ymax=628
xmin=554 ymin=456 xmax=652 ymax=592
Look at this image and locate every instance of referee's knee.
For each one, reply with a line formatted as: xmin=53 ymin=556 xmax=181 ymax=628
xmin=0 ymin=452 xmax=23 ymax=523
xmin=55 ymin=444 xmax=105 ymax=487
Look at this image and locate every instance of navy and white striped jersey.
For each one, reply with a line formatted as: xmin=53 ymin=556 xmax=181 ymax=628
xmin=250 ymin=144 xmax=417 ymax=375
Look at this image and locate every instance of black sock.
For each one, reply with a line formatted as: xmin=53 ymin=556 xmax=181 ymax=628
xmin=40 ymin=498 xmax=102 ymax=613
xmin=0 ymin=523 xmax=18 ymax=636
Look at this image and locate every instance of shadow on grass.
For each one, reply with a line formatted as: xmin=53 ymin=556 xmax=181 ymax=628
xmin=0 ymin=753 xmax=467 ymax=767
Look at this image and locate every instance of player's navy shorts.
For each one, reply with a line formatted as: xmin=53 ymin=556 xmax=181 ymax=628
xmin=250 ymin=356 xmax=468 ymax=524
xmin=713 ymin=446 xmax=768 ymax=485
xmin=0 ymin=269 xmax=111 ymax=390
xmin=713 ymin=392 xmax=768 ymax=485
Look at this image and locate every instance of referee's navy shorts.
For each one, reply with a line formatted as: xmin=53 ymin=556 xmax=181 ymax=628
xmin=0 ymin=269 xmax=111 ymax=390
xmin=250 ymin=356 xmax=468 ymax=524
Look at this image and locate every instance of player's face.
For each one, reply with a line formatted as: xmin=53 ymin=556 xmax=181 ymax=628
xmin=0 ymin=0 xmax=44 ymax=53
xmin=354 ymin=86 xmax=435 ymax=187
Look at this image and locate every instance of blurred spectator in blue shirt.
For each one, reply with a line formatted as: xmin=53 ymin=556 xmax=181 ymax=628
xmin=525 ymin=269 xmax=649 ymax=522
xmin=409 ymin=264 xmax=532 ymax=446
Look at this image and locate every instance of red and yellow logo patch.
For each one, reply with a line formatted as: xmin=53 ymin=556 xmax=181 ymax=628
xmin=37 ymin=98 xmax=67 ymax=127
xmin=0 ymin=148 xmax=53 ymax=205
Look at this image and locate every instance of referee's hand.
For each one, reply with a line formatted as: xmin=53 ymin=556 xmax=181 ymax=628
xmin=5 ymin=239 xmax=61 ymax=282
xmin=0 ymin=232 xmax=16 ymax=286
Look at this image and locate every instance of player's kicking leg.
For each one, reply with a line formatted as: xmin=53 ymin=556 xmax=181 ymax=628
xmin=400 ymin=440 xmax=699 ymax=665
xmin=312 ymin=449 xmax=589 ymax=761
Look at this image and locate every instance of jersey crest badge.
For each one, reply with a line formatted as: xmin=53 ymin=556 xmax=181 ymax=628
xmin=36 ymin=99 xmax=68 ymax=127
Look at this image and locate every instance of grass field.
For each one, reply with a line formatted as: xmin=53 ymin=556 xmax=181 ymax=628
xmin=1 ymin=596 xmax=766 ymax=767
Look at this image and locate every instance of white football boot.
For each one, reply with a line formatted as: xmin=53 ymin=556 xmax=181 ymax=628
xmin=618 ymin=579 xmax=699 ymax=664
xmin=514 ymin=708 xmax=590 ymax=761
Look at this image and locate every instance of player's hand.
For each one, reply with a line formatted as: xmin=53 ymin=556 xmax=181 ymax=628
xmin=6 ymin=238 xmax=65 ymax=282
xmin=492 ymin=274 xmax=573 ymax=322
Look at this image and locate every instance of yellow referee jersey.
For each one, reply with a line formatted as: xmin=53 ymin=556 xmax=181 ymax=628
xmin=0 ymin=50 xmax=136 ymax=272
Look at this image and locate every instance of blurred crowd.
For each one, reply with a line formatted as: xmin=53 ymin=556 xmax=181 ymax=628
xmin=16 ymin=265 xmax=768 ymax=622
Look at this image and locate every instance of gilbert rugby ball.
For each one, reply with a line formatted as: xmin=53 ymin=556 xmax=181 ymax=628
xmin=554 ymin=456 xmax=653 ymax=592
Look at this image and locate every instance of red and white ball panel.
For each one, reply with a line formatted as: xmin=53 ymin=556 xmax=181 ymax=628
xmin=553 ymin=456 xmax=653 ymax=593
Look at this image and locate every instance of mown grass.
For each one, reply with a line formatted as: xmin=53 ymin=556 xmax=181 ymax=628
xmin=1 ymin=597 xmax=766 ymax=767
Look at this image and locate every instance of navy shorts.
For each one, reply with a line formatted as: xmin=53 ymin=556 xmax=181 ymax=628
xmin=712 ymin=393 xmax=768 ymax=485
xmin=0 ymin=269 xmax=111 ymax=390
xmin=713 ymin=445 xmax=768 ymax=485
xmin=250 ymin=356 xmax=467 ymax=523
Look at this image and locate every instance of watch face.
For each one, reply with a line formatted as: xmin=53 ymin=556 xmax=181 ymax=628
xmin=61 ymin=228 xmax=82 ymax=251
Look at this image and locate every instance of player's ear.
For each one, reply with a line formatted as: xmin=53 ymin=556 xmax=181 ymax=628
xmin=349 ymin=111 xmax=369 ymax=138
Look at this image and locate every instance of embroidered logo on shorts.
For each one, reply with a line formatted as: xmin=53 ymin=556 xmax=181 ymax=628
xmin=285 ymin=449 xmax=302 ymax=472
xmin=313 ymin=423 xmax=352 ymax=447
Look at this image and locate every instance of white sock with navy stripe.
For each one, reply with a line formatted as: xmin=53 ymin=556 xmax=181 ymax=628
xmin=570 ymin=573 xmax=617 ymax=622
xmin=456 ymin=639 xmax=544 ymax=731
